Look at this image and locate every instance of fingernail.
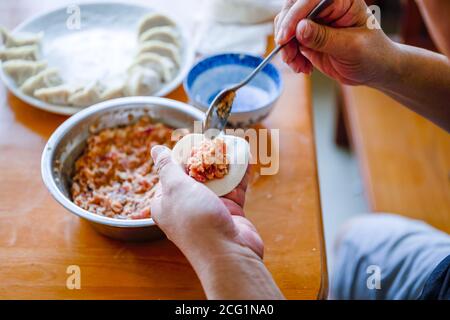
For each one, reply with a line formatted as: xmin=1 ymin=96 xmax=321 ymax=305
xmin=280 ymin=28 xmax=287 ymax=41
xmin=301 ymin=20 xmax=312 ymax=39
xmin=151 ymin=145 xmax=165 ymax=161
xmin=278 ymin=28 xmax=287 ymax=43
xmin=275 ymin=29 xmax=281 ymax=43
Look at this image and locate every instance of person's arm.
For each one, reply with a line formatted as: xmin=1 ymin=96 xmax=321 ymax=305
xmin=184 ymin=238 xmax=284 ymax=300
xmin=372 ymin=43 xmax=450 ymax=131
xmin=150 ymin=146 xmax=284 ymax=300
xmin=415 ymin=0 xmax=450 ymax=57
xmin=275 ymin=0 xmax=450 ymax=132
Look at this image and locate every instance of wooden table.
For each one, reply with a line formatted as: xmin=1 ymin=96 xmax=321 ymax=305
xmin=0 ymin=0 xmax=326 ymax=299
xmin=341 ymin=85 xmax=450 ymax=233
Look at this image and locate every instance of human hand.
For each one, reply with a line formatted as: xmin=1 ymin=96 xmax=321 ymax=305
xmin=150 ymin=145 xmax=263 ymax=261
xmin=274 ymin=0 xmax=396 ymax=86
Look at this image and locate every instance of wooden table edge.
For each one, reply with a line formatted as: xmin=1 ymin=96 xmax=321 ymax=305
xmin=340 ymin=84 xmax=377 ymax=211
xmin=308 ymin=78 xmax=329 ymax=300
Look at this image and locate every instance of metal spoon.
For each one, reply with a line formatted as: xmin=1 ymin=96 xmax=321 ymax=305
xmin=203 ymin=0 xmax=333 ymax=133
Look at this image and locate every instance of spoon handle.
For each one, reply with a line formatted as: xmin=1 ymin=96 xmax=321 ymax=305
xmin=233 ymin=44 xmax=285 ymax=90
xmin=234 ymin=0 xmax=333 ymax=90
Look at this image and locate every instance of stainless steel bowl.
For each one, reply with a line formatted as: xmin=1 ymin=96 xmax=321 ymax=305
xmin=41 ymin=97 xmax=205 ymax=241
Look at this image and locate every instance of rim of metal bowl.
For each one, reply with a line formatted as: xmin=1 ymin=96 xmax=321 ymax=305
xmin=41 ymin=96 xmax=205 ymax=228
xmin=183 ymin=52 xmax=283 ymax=114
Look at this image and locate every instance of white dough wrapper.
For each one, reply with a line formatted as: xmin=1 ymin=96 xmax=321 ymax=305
xmin=138 ymin=40 xmax=181 ymax=66
xmin=130 ymin=52 xmax=177 ymax=83
xmin=0 ymin=45 xmax=40 ymax=61
xmin=137 ymin=13 xmax=176 ymax=36
xmin=124 ymin=67 xmax=161 ymax=96
xmin=2 ymin=59 xmax=47 ymax=86
xmin=138 ymin=26 xmax=181 ymax=47
xmin=172 ymin=133 xmax=250 ymax=196
xmin=0 ymin=28 xmax=42 ymax=48
xmin=34 ymin=85 xmax=77 ymax=105
xmin=68 ymin=82 xmax=102 ymax=107
xmin=100 ymin=82 xmax=125 ymax=101
xmin=20 ymin=68 xmax=63 ymax=95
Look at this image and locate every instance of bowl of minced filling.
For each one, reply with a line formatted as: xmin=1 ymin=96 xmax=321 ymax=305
xmin=71 ymin=117 xmax=174 ymax=220
xmin=41 ymin=97 xmax=204 ymax=241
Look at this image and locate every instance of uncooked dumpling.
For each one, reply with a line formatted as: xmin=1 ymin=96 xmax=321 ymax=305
xmin=2 ymin=59 xmax=47 ymax=85
xmin=20 ymin=68 xmax=63 ymax=95
xmin=130 ymin=52 xmax=176 ymax=83
xmin=0 ymin=28 xmax=42 ymax=48
xmin=68 ymin=82 xmax=102 ymax=107
xmin=100 ymin=82 xmax=125 ymax=101
xmin=172 ymin=133 xmax=250 ymax=196
xmin=34 ymin=85 xmax=76 ymax=105
xmin=139 ymin=26 xmax=180 ymax=47
xmin=138 ymin=40 xmax=181 ymax=66
xmin=137 ymin=13 xmax=176 ymax=35
xmin=124 ymin=67 xmax=161 ymax=96
xmin=0 ymin=45 xmax=39 ymax=61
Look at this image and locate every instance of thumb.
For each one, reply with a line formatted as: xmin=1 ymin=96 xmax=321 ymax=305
xmin=296 ymin=19 xmax=345 ymax=54
xmin=151 ymin=145 xmax=187 ymax=188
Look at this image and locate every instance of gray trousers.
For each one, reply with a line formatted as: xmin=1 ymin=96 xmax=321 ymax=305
xmin=330 ymin=214 xmax=450 ymax=300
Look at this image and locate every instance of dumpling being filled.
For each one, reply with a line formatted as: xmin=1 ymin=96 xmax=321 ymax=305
xmin=0 ymin=45 xmax=40 ymax=61
xmin=34 ymin=85 xmax=77 ymax=105
xmin=137 ymin=13 xmax=176 ymax=35
xmin=2 ymin=59 xmax=47 ymax=85
xmin=130 ymin=52 xmax=176 ymax=83
xmin=124 ymin=67 xmax=161 ymax=96
xmin=0 ymin=28 xmax=42 ymax=48
xmin=138 ymin=40 xmax=181 ymax=66
xmin=138 ymin=26 xmax=180 ymax=47
xmin=68 ymin=82 xmax=102 ymax=107
xmin=172 ymin=133 xmax=250 ymax=196
xmin=20 ymin=68 xmax=63 ymax=95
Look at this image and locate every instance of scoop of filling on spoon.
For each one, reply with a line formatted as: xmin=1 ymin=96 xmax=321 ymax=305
xmin=216 ymin=91 xmax=236 ymax=119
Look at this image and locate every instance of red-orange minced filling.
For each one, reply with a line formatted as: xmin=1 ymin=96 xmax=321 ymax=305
xmin=71 ymin=117 xmax=174 ymax=220
xmin=186 ymin=138 xmax=229 ymax=183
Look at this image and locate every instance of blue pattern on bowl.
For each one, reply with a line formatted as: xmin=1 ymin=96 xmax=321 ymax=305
xmin=184 ymin=53 xmax=283 ymax=127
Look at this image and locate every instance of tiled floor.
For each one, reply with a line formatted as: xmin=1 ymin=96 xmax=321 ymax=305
xmin=311 ymin=71 xmax=369 ymax=276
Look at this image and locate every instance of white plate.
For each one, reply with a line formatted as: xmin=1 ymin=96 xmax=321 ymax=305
xmin=0 ymin=2 xmax=195 ymax=115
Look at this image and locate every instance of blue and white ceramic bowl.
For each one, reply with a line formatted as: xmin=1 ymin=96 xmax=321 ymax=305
xmin=184 ymin=53 xmax=283 ymax=128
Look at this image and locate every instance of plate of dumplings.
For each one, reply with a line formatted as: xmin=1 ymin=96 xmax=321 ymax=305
xmin=0 ymin=2 xmax=194 ymax=115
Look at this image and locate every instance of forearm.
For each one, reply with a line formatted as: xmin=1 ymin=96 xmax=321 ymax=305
xmin=371 ymin=41 xmax=450 ymax=132
xmin=415 ymin=0 xmax=450 ymax=56
xmin=182 ymin=238 xmax=284 ymax=300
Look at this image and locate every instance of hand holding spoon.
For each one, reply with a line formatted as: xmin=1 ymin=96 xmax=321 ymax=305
xmin=203 ymin=0 xmax=333 ymax=133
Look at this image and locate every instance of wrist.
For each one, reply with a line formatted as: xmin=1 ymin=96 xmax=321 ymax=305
xmin=368 ymin=37 xmax=404 ymax=90
xmin=184 ymin=239 xmax=283 ymax=300
xmin=180 ymin=231 xmax=261 ymax=270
